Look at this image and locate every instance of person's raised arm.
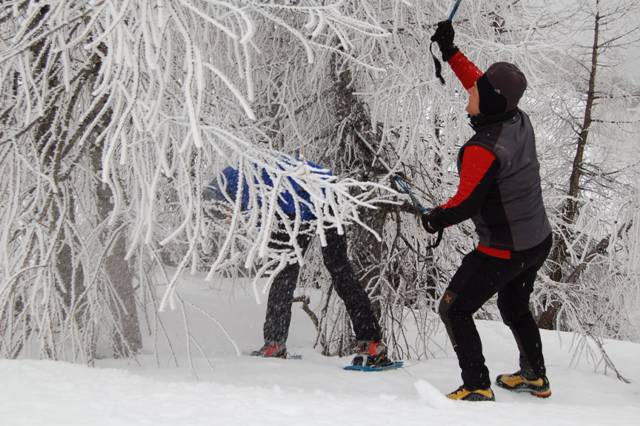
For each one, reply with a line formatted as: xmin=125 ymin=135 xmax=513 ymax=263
xmin=431 ymin=20 xmax=482 ymax=90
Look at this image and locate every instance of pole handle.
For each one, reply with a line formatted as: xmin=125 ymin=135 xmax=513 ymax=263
xmin=394 ymin=176 xmax=426 ymax=213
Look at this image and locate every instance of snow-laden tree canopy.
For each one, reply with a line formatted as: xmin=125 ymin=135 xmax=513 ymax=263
xmin=0 ymin=0 xmax=638 ymax=365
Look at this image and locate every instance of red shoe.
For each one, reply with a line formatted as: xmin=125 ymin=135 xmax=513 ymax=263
xmin=351 ymin=340 xmax=391 ymax=367
xmin=251 ymin=342 xmax=287 ymax=358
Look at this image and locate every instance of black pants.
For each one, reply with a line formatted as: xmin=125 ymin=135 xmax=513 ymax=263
xmin=439 ymin=235 xmax=552 ymax=389
xmin=263 ymin=226 xmax=382 ymax=345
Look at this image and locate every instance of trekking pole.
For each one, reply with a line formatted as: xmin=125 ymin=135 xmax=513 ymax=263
xmin=432 ymin=0 xmax=464 ymax=84
xmin=447 ymin=0 xmax=463 ymax=21
xmin=393 ymin=175 xmax=443 ymax=249
xmin=393 ymin=175 xmax=429 ymax=215
xmin=354 ymin=130 xmax=427 ymax=213
xmin=354 ymin=130 xmax=443 ymax=248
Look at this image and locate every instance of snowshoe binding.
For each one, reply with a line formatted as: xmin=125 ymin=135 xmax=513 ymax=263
xmin=344 ymin=341 xmax=403 ymax=371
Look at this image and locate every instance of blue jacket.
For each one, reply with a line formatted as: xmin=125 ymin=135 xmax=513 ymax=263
xmin=206 ymin=160 xmax=331 ymax=221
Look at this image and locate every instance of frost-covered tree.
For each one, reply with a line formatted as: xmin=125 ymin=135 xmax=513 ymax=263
xmin=0 ymin=1 xmax=392 ymax=361
xmin=529 ymin=0 xmax=640 ymax=339
xmin=305 ymin=0 xmax=640 ymax=362
xmin=1 ymin=0 xmax=638 ymax=368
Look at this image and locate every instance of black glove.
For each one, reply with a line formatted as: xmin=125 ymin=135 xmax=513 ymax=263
xmin=430 ymin=20 xmax=459 ymax=62
xmin=421 ymin=207 xmax=443 ymax=234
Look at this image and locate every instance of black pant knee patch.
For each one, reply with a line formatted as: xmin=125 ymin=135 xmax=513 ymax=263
xmin=438 ymin=290 xmax=457 ymax=320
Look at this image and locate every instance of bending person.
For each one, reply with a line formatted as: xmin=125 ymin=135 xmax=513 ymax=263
xmin=205 ymin=158 xmax=390 ymax=368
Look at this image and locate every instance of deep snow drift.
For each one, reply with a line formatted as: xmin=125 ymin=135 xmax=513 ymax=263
xmin=1 ymin=274 xmax=639 ymax=426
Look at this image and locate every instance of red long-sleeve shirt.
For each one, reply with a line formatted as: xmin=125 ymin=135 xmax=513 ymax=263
xmin=430 ymin=146 xmax=498 ymax=231
xmin=448 ymin=51 xmax=483 ymax=90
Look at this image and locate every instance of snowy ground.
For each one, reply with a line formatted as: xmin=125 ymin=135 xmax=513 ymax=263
xmin=1 ymin=274 xmax=639 ymax=426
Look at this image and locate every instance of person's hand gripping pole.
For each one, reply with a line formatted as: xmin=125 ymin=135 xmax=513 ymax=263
xmin=430 ymin=0 xmax=463 ymax=84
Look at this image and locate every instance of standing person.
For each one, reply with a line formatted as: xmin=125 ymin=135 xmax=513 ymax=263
xmin=205 ymin=159 xmax=391 ymax=368
xmin=424 ymin=21 xmax=553 ymax=401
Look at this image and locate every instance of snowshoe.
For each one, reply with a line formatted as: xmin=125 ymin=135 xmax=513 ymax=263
xmin=344 ymin=357 xmax=404 ymax=372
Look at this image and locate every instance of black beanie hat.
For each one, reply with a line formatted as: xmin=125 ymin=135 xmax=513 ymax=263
xmin=477 ymin=62 xmax=527 ymax=115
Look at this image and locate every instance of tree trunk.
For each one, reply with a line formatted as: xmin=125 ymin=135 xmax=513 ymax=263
xmin=328 ymin=52 xmax=391 ymax=344
xmin=104 ymin=224 xmax=143 ymax=357
xmin=91 ymin=123 xmax=142 ymax=357
xmin=538 ymin=3 xmax=601 ymax=329
xmin=28 ymin=5 xmax=88 ymax=340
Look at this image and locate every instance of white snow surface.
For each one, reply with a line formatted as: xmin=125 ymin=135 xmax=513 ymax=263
xmin=1 ymin=274 xmax=640 ymax=426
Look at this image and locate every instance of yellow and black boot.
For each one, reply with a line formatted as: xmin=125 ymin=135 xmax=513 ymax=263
xmin=495 ymin=371 xmax=551 ymax=398
xmin=446 ymin=386 xmax=495 ymax=402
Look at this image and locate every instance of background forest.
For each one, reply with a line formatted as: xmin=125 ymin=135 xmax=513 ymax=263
xmin=1 ymin=0 xmax=639 ymax=380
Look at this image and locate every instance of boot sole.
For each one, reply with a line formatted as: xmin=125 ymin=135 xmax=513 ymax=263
xmin=463 ymin=394 xmax=495 ymax=402
xmin=496 ymin=381 xmax=552 ymax=398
